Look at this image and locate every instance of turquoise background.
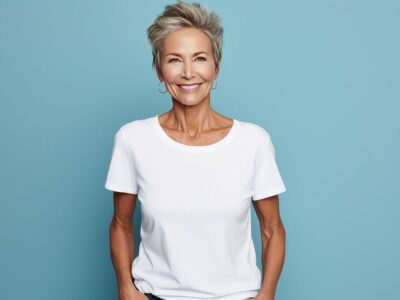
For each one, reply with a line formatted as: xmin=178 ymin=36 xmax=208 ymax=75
xmin=1 ymin=0 xmax=399 ymax=299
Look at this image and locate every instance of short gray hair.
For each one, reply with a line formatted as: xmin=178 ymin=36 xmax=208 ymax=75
xmin=146 ymin=0 xmax=224 ymax=74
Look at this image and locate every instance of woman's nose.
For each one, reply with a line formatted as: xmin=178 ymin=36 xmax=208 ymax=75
xmin=182 ymin=62 xmax=194 ymax=79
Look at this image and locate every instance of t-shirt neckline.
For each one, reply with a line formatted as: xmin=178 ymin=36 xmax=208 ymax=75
xmin=153 ymin=114 xmax=238 ymax=153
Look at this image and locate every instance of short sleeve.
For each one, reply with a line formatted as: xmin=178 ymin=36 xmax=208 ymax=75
xmin=104 ymin=127 xmax=139 ymax=194
xmin=252 ymin=130 xmax=287 ymax=201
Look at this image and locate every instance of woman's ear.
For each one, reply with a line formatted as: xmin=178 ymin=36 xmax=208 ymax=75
xmin=156 ymin=67 xmax=164 ymax=82
xmin=214 ymin=62 xmax=220 ymax=77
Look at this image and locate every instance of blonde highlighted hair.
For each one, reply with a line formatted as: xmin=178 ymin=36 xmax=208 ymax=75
xmin=146 ymin=0 xmax=224 ymax=73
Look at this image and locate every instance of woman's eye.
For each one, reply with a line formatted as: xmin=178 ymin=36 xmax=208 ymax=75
xmin=168 ymin=57 xmax=206 ymax=63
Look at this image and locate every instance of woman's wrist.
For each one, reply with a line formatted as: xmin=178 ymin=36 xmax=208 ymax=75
xmin=256 ymin=291 xmax=274 ymax=300
xmin=118 ymin=283 xmax=139 ymax=296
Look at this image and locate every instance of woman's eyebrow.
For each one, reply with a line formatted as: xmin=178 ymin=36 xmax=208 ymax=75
xmin=166 ymin=51 xmax=209 ymax=57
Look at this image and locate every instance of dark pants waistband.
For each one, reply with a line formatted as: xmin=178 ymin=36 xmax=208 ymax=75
xmin=144 ymin=293 xmax=166 ymax=300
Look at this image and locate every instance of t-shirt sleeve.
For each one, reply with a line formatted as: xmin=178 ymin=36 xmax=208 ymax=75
xmin=252 ymin=129 xmax=287 ymax=201
xmin=104 ymin=127 xmax=139 ymax=194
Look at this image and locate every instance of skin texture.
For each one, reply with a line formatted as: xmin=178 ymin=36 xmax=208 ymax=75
xmin=109 ymin=193 xmax=145 ymax=300
xmin=156 ymin=27 xmax=234 ymax=144
xmin=109 ymin=27 xmax=286 ymax=300
xmin=252 ymin=196 xmax=286 ymax=300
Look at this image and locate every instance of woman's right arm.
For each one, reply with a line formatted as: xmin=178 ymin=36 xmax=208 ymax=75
xmin=109 ymin=191 xmax=147 ymax=300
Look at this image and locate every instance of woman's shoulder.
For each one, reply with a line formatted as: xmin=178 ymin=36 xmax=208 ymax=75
xmin=235 ymin=118 xmax=272 ymax=142
xmin=117 ymin=115 xmax=155 ymax=140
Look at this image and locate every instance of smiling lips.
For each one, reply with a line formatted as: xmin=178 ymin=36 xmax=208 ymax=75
xmin=177 ymin=83 xmax=202 ymax=93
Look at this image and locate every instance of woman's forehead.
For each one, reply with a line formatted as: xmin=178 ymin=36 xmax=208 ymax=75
xmin=162 ymin=28 xmax=212 ymax=54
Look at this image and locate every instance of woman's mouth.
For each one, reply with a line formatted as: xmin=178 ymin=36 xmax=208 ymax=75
xmin=177 ymin=83 xmax=202 ymax=93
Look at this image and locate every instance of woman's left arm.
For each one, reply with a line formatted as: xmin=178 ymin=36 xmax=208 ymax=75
xmin=252 ymin=194 xmax=286 ymax=300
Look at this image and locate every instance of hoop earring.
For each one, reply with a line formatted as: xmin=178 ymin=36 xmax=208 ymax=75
xmin=158 ymin=81 xmax=168 ymax=94
xmin=211 ymin=79 xmax=217 ymax=90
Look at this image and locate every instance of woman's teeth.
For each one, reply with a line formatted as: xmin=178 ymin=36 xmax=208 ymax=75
xmin=178 ymin=84 xmax=201 ymax=92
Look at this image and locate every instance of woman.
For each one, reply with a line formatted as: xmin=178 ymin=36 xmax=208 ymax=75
xmin=105 ymin=1 xmax=287 ymax=300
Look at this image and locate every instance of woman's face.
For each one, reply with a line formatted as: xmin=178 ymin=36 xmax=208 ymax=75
xmin=157 ymin=27 xmax=219 ymax=106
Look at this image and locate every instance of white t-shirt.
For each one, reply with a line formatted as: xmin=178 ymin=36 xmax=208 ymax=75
xmin=104 ymin=114 xmax=287 ymax=300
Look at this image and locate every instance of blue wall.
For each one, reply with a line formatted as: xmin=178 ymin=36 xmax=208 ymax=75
xmin=0 ymin=0 xmax=399 ymax=299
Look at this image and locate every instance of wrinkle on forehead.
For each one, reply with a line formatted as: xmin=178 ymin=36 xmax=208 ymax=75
xmin=162 ymin=28 xmax=213 ymax=58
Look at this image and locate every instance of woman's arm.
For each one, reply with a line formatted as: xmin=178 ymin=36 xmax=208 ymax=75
xmin=252 ymin=195 xmax=286 ymax=300
xmin=109 ymin=192 xmax=144 ymax=300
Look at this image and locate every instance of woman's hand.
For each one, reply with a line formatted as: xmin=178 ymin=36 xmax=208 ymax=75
xmin=244 ymin=295 xmax=274 ymax=300
xmin=118 ymin=284 xmax=149 ymax=300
